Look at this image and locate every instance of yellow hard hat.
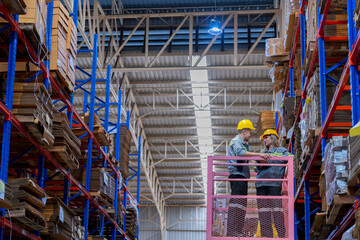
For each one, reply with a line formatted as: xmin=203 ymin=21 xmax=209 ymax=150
xmin=237 ymin=119 xmax=256 ymax=130
xmin=261 ymin=129 xmax=279 ymax=139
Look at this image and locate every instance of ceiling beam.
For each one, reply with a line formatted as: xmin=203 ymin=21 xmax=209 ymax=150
xmin=103 ymin=9 xmax=278 ymax=19
xmin=79 ymin=65 xmax=269 ymax=73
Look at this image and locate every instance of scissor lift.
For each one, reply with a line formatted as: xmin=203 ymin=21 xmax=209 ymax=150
xmin=206 ymin=156 xmax=294 ymax=240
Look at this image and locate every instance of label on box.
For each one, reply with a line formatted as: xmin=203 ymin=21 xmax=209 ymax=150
xmin=42 ymin=195 xmax=47 ymax=205
xmin=59 ymin=206 xmax=64 ymax=222
xmin=57 ymin=59 xmax=62 ymax=67
xmin=104 ymin=172 xmax=108 ymax=186
xmin=0 ymin=180 xmax=5 ymax=200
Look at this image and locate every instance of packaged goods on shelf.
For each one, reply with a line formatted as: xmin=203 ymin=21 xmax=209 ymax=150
xmin=50 ymin=0 xmax=76 ymax=97
xmin=280 ymin=97 xmax=296 ymax=132
xmin=269 ymin=62 xmax=288 ymax=93
xmin=256 ymin=110 xmax=278 ymax=135
xmin=0 ymin=82 xmax=55 ymax=146
xmin=265 ymin=38 xmax=289 ymax=64
xmin=110 ymin=125 xmax=131 ymax=180
xmin=283 ymin=0 xmax=299 ymax=51
xmin=7 ymin=177 xmax=47 ymax=230
xmin=71 ymin=168 xmax=116 ymax=205
xmin=41 ymin=197 xmax=75 ymax=240
xmin=0 ymin=180 xmax=12 ymax=209
xmin=73 ymin=216 xmax=86 ymax=240
xmin=1 ymin=0 xmax=47 ymax=48
xmin=355 ymin=0 xmax=360 ymax=29
xmin=324 ymin=136 xmax=348 ymax=210
xmin=126 ymin=206 xmax=138 ymax=240
xmin=340 ymin=224 xmax=357 ymax=240
xmin=72 ymin=112 xmax=112 ymax=147
xmin=48 ymin=111 xmax=81 ymax=169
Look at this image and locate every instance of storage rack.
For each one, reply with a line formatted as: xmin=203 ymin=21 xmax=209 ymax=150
xmin=280 ymin=0 xmax=360 ymax=239
xmin=0 ymin=0 xmax=140 ymax=239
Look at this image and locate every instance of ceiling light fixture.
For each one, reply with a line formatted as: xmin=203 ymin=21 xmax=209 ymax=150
xmin=208 ymin=0 xmax=222 ymax=35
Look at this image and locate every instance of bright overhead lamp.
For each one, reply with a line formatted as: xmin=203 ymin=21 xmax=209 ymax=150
xmin=208 ymin=18 xmax=222 ymax=35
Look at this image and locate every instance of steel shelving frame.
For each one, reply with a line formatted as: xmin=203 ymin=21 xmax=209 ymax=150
xmin=281 ymin=0 xmax=360 ymax=239
xmin=0 ymin=1 xmax=139 ymax=239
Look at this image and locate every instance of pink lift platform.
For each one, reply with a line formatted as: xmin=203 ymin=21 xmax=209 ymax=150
xmin=206 ymin=156 xmax=294 ymax=240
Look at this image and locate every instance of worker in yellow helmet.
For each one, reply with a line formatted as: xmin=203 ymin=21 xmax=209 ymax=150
xmin=226 ymin=120 xmax=271 ymax=237
xmin=256 ymin=129 xmax=292 ymax=238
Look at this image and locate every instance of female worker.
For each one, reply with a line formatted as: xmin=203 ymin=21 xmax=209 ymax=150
xmin=256 ymin=129 xmax=292 ymax=238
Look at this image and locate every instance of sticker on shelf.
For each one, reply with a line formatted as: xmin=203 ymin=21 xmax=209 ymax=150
xmin=0 ymin=180 xmax=5 ymax=200
xmin=104 ymin=172 xmax=108 ymax=186
xmin=59 ymin=206 xmax=64 ymax=222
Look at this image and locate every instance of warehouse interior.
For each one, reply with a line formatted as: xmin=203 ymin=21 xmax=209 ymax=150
xmin=0 ymin=0 xmax=360 ymax=239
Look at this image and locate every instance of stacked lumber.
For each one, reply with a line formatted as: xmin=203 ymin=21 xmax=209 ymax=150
xmin=0 ymin=0 xmax=47 ymax=56
xmin=118 ymin=125 xmax=131 ymax=180
xmin=0 ymin=0 xmax=27 ymax=14
xmin=73 ymin=112 xmax=112 ymax=147
xmin=41 ymin=197 xmax=75 ymax=240
xmin=283 ymin=0 xmax=300 ymax=51
xmin=7 ymin=178 xmax=47 ymax=230
xmin=71 ymin=168 xmax=115 ymax=206
xmin=256 ymin=111 xmax=278 ymax=135
xmin=48 ymin=112 xmax=81 ymax=169
xmin=0 ymin=180 xmax=12 ymax=209
xmin=50 ymin=0 xmax=75 ymax=99
xmin=0 ymin=82 xmax=55 ymax=146
xmin=264 ymin=38 xmax=288 ymax=64
xmin=126 ymin=207 xmax=138 ymax=240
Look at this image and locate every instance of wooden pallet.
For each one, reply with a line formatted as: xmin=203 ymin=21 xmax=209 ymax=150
xmin=310 ymin=212 xmax=333 ymax=239
xmin=326 ymin=194 xmax=355 ymax=225
xmin=8 ymin=202 xmax=46 ymax=230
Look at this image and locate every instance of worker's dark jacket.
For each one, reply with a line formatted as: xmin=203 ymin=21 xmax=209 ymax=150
xmin=227 ymin=135 xmax=250 ymax=179
xmin=255 ymin=147 xmax=292 ymax=188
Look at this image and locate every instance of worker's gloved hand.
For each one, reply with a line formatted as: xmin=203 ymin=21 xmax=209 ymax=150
xmin=259 ymin=153 xmax=271 ymax=162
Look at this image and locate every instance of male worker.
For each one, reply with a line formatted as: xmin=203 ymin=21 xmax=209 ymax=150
xmin=256 ymin=129 xmax=292 ymax=238
xmin=226 ymin=119 xmax=271 ymax=237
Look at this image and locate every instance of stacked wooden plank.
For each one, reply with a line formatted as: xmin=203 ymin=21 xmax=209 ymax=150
xmin=0 ymin=82 xmax=55 ymax=146
xmin=71 ymin=168 xmax=115 ymax=206
xmin=41 ymin=197 xmax=75 ymax=240
xmin=50 ymin=0 xmax=75 ymax=99
xmin=264 ymin=38 xmax=289 ymax=64
xmin=126 ymin=207 xmax=138 ymax=240
xmin=256 ymin=111 xmax=278 ymax=135
xmin=283 ymin=0 xmax=300 ymax=51
xmin=0 ymin=0 xmax=27 ymax=14
xmin=73 ymin=112 xmax=112 ymax=147
xmin=118 ymin=125 xmax=131 ymax=180
xmin=7 ymin=178 xmax=47 ymax=230
xmin=0 ymin=0 xmax=48 ymax=57
xmin=48 ymin=112 xmax=81 ymax=169
xmin=0 ymin=180 xmax=12 ymax=209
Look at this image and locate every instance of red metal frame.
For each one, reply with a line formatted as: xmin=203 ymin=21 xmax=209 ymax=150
xmin=0 ymin=217 xmax=41 ymax=240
